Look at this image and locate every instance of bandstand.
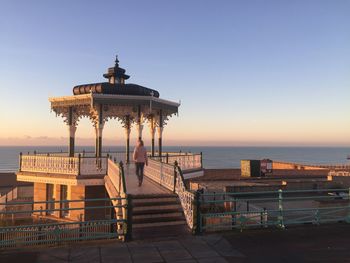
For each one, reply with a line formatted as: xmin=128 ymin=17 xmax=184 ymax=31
xmin=50 ymin=56 xmax=179 ymax=160
xmin=15 ymin=57 xmax=203 ymax=238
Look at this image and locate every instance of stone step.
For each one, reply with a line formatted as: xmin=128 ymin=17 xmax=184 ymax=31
xmin=133 ymin=200 xmax=180 ymax=208
xmin=133 ymin=214 xmax=185 ymax=224
xmin=133 ymin=204 xmax=181 ymax=212
xmin=133 ymin=207 xmax=183 ymax=216
xmin=132 ymin=224 xmax=191 ymax=239
xmin=133 ymin=219 xmax=187 ymax=229
xmin=132 ymin=197 xmax=178 ymax=205
xmin=133 ymin=212 xmax=183 ymax=220
xmin=132 ymin=193 xmax=177 ymax=199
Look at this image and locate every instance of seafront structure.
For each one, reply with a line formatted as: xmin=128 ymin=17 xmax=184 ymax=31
xmin=50 ymin=56 xmax=179 ymax=159
xmin=4 ymin=56 xmax=350 ymax=248
xmin=15 ymin=57 xmax=202 ymax=225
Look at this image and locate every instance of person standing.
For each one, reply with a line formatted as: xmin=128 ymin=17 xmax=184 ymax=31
xmin=133 ymin=139 xmax=148 ymax=186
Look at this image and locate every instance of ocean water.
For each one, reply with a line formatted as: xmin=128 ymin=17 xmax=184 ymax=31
xmin=0 ymin=146 xmax=349 ymax=172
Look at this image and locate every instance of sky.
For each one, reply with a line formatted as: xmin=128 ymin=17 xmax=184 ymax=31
xmin=0 ymin=0 xmax=349 ymax=147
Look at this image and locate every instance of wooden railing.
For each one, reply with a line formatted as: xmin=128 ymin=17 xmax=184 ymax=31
xmin=19 ymin=154 xmax=107 ymax=176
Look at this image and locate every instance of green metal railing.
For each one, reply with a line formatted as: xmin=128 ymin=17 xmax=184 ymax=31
xmin=0 ymin=197 xmax=129 ymax=249
xmin=197 ymin=188 xmax=350 ymax=233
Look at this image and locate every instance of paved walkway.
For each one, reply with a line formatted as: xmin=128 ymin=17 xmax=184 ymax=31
xmin=3 ymin=224 xmax=350 ymax=262
xmin=0 ymin=235 xmax=244 ymax=263
xmin=124 ymin=164 xmax=170 ymax=196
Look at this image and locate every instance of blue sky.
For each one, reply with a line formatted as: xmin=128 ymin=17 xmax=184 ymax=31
xmin=0 ymin=0 xmax=349 ymax=146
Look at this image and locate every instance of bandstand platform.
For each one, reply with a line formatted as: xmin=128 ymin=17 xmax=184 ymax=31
xmin=123 ymin=164 xmax=170 ymax=196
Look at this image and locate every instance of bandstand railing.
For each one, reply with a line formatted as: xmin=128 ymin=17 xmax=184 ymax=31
xmin=150 ymin=152 xmax=203 ymax=171
xmin=19 ymin=153 xmax=108 ymax=176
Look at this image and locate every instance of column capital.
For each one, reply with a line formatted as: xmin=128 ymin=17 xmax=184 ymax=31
xmin=68 ymin=125 xmax=77 ymax=136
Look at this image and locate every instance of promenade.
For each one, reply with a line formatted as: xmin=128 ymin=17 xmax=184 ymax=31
xmin=2 ymin=224 xmax=350 ymax=262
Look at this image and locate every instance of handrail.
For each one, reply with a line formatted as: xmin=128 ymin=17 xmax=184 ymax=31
xmin=173 ymin=161 xmax=198 ymax=231
xmin=106 ymin=159 xmax=127 ymax=195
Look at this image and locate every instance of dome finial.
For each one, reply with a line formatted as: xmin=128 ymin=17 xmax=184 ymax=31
xmin=115 ymin=55 xmax=119 ymax=67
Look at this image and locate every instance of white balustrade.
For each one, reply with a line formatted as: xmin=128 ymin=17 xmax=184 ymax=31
xmin=167 ymin=154 xmax=202 ymax=171
xmin=175 ymin=172 xmax=195 ymax=229
xmin=20 ymin=155 xmax=107 ymax=176
xmin=107 ymin=159 xmax=126 ymax=194
xmin=144 ymin=159 xmax=175 ymax=191
xmin=79 ymin=157 xmax=107 ymax=176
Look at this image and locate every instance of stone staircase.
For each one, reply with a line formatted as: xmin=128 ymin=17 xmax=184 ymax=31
xmin=131 ymin=193 xmax=189 ymax=239
xmin=132 ymin=193 xmax=186 ymax=228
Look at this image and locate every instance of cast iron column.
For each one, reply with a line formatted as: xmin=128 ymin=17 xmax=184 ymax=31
xmin=95 ymin=104 xmax=104 ymax=158
xmin=67 ymin=107 xmax=76 ymax=157
xmin=158 ymin=110 xmax=163 ymax=157
xmin=137 ymin=105 xmax=143 ymax=140
xmin=148 ymin=115 xmax=156 ymax=157
xmin=124 ymin=115 xmax=131 ymax=163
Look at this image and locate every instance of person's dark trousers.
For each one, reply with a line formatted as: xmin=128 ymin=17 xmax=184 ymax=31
xmin=135 ymin=162 xmax=145 ymax=185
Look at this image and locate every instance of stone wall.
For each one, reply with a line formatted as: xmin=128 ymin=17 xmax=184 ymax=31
xmin=85 ymin=185 xmax=110 ymax=221
xmin=33 ymin=182 xmax=46 ymax=216
xmin=69 ymin=185 xmax=85 ymax=221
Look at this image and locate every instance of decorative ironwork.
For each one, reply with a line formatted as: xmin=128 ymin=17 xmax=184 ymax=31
xmin=143 ymin=158 xmax=197 ymax=230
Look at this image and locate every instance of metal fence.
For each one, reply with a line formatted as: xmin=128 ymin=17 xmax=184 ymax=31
xmin=0 ymin=197 xmax=129 ymax=249
xmin=197 ymin=188 xmax=350 ymax=232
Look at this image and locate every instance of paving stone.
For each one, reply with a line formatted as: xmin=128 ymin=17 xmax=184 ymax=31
xmin=127 ymin=243 xmax=163 ymax=263
xmin=153 ymin=240 xmax=192 ymax=262
xmin=197 ymin=257 xmax=229 ymax=263
xmin=36 ymin=247 xmax=70 ymax=262
xmin=69 ymin=247 xmax=102 ymax=263
xmin=201 ymin=235 xmax=245 ymax=258
xmin=101 ymin=245 xmax=132 ymax=263
xmin=180 ymin=237 xmax=220 ymax=259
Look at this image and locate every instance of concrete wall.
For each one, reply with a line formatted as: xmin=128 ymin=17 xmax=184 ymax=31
xmin=272 ymin=161 xmax=328 ymax=170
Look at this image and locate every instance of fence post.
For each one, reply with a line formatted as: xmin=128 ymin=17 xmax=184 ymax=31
xmin=194 ymin=190 xmax=202 ymax=234
xmin=78 ymin=154 xmax=81 ymax=176
xmin=79 ymin=214 xmax=83 ymax=239
xmin=166 ymin=153 xmax=169 ymax=164
xmin=200 ymin=152 xmax=203 ymax=169
xmin=125 ymin=194 xmax=133 ymax=241
xmin=19 ymin=152 xmax=23 ymax=171
xmin=278 ymin=189 xmax=285 ymax=229
xmin=173 ymin=161 xmax=178 ymax=193
xmin=347 ymin=188 xmax=350 ymax=223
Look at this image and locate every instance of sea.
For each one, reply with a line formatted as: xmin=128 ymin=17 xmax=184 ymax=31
xmin=0 ymin=146 xmax=349 ymax=172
